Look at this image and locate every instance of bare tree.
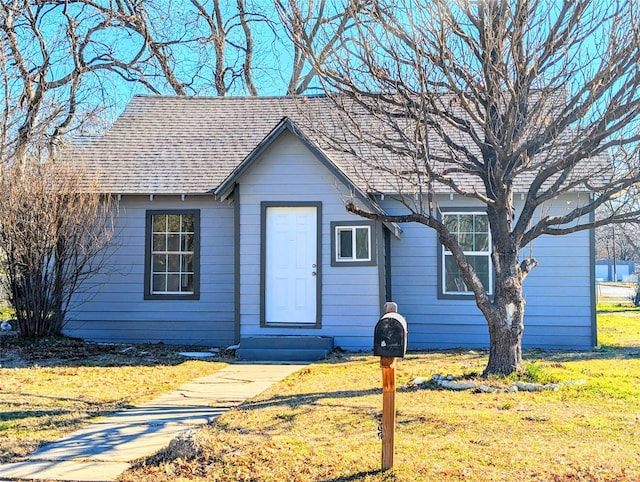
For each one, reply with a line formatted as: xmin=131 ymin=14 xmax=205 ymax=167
xmin=0 ymin=0 xmax=230 ymax=160
xmin=186 ymin=0 xmax=342 ymax=96
xmin=596 ymin=199 xmax=640 ymax=263
xmin=276 ymin=0 xmax=364 ymax=95
xmin=287 ymin=0 xmax=640 ymax=374
xmin=0 ymin=0 xmax=157 ymax=161
xmin=185 ymin=0 xmax=268 ymax=95
xmin=0 ymin=158 xmax=115 ymax=337
xmin=0 ymin=0 xmax=330 ymax=161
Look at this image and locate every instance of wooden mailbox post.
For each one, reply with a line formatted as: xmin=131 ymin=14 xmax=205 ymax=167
xmin=380 ymin=354 xmax=396 ymax=470
xmin=373 ymin=301 xmax=407 ymax=471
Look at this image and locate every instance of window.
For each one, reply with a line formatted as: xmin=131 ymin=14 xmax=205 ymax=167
xmin=441 ymin=212 xmax=492 ymax=296
xmin=145 ymin=210 xmax=200 ymax=299
xmin=331 ymin=221 xmax=376 ymax=266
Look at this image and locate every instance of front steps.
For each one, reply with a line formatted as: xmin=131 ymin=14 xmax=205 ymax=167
xmin=236 ymin=335 xmax=334 ymax=362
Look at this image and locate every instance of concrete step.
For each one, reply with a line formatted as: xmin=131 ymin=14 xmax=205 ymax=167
xmin=236 ymin=347 xmax=330 ymax=362
xmin=236 ymin=336 xmax=334 ymax=361
xmin=238 ymin=335 xmax=334 ymax=351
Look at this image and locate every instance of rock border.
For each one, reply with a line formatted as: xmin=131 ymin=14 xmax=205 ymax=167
xmin=411 ymin=374 xmax=586 ymax=393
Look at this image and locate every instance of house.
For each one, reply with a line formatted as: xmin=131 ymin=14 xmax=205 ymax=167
xmin=595 ymin=260 xmax=636 ymax=282
xmin=66 ymin=95 xmax=597 ymax=359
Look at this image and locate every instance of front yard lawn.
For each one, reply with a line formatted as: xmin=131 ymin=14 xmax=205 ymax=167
xmin=597 ymin=302 xmax=640 ymax=348
xmin=119 ymin=309 xmax=640 ymax=482
xmin=2 ymin=307 xmax=639 ymax=481
xmin=0 ymin=337 xmax=226 ymax=462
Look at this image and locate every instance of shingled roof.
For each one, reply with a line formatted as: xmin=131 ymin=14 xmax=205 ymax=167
xmin=73 ymin=95 xmax=355 ymax=195
xmin=72 ymin=94 xmax=607 ymax=197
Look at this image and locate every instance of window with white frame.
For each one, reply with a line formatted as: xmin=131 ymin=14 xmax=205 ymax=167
xmin=441 ymin=212 xmax=492 ymax=296
xmin=145 ymin=211 xmax=200 ymax=299
xmin=331 ymin=221 xmax=376 ymax=266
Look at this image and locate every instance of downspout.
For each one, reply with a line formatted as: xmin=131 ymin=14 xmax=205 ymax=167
xmin=589 ymin=210 xmax=597 ymax=347
xmin=233 ymin=184 xmax=241 ymax=345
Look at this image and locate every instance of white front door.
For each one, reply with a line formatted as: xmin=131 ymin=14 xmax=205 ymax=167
xmin=265 ymin=206 xmax=318 ymax=324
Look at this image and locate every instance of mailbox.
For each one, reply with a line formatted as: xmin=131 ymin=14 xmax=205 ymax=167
xmin=373 ymin=312 xmax=407 ymax=358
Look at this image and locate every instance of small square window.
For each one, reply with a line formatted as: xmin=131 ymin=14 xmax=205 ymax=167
xmin=331 ymin=222 xmax=376 ymax=267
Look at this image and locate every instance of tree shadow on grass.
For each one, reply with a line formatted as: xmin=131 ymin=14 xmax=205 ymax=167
xmin=410 ymin=346 xmax=640 ymax=364
xmin=0 ymin=408 xmax=110 ymax=425
xmin=0 ymin=392 xmax=131 ymax=425
xmin=525 ymin=346 xmax=640 ymax=363
xmin=238 ymin=387 xmax=382 ymax=412
xmin=318 ymin=469 xmax=391 ymax=482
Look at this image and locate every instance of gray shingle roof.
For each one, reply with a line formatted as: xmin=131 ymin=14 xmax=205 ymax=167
xmin=72 ymin=94 xmax=606 ymax=196
xmin=73 ymin=96 xmax=303 ymax=194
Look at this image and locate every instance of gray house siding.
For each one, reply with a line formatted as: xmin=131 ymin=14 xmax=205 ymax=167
xmin=383 ymin=194 xmax=595 ymax=350
xmin=520 ymin=226 xmax=594 ymax=349
xmin=65 ymin=195 xmax=236 ymax=346
xmin=236 ymin=131 xmax=382 ymax=351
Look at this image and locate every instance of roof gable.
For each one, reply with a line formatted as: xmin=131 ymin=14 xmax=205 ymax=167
xmin=215 ymin=117 xmax=365 ymax=202
xmin=72 ymin=96 xmax=321 ymax=195
xmin=213 ymin=117 xmax=401 ymax=237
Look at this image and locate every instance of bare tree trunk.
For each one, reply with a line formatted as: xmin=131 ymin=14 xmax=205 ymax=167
xmin=483 ymin=278 xmax=525 ymax=375
xmin=237 ymin=0 xmax=258 ymax=96
xmin=485 ymin=322 xmax=524 ymax=375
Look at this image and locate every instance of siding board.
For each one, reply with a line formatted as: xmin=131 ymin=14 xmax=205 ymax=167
xmin=65 ymin=195 xmax=236 ymax=346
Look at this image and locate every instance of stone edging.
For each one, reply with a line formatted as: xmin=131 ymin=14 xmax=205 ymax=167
xmin=410 ymin=374 xmax=586 ymax=393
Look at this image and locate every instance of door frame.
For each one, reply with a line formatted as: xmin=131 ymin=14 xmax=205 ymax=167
xmin=260 ymin=201 xmax=322 ymax=328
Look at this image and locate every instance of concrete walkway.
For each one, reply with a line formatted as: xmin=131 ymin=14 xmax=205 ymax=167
xmin=0 ymin=363 xmax=305 ymax=482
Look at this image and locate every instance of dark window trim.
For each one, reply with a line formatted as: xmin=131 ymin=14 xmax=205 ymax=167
xmin=330 ymin=220 xmax=377 ymax=267
xmin=384 ymin=226 xmax=392 ymax=302
xmin=233 ymin=186 xmax=241 ymax=344
xmin=260 ymin=202 xmax=322 ymax=328
xmin=144 ymin=209 xmax=201 ymax=301
xmin=437 ymin=208 xmax=493 ymax=300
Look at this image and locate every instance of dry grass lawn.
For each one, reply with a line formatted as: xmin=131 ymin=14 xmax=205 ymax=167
xmin=120 ymin=305 xmax=640 ymax=482
xmin=0 ymin=337 xmax=227 ymax=462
